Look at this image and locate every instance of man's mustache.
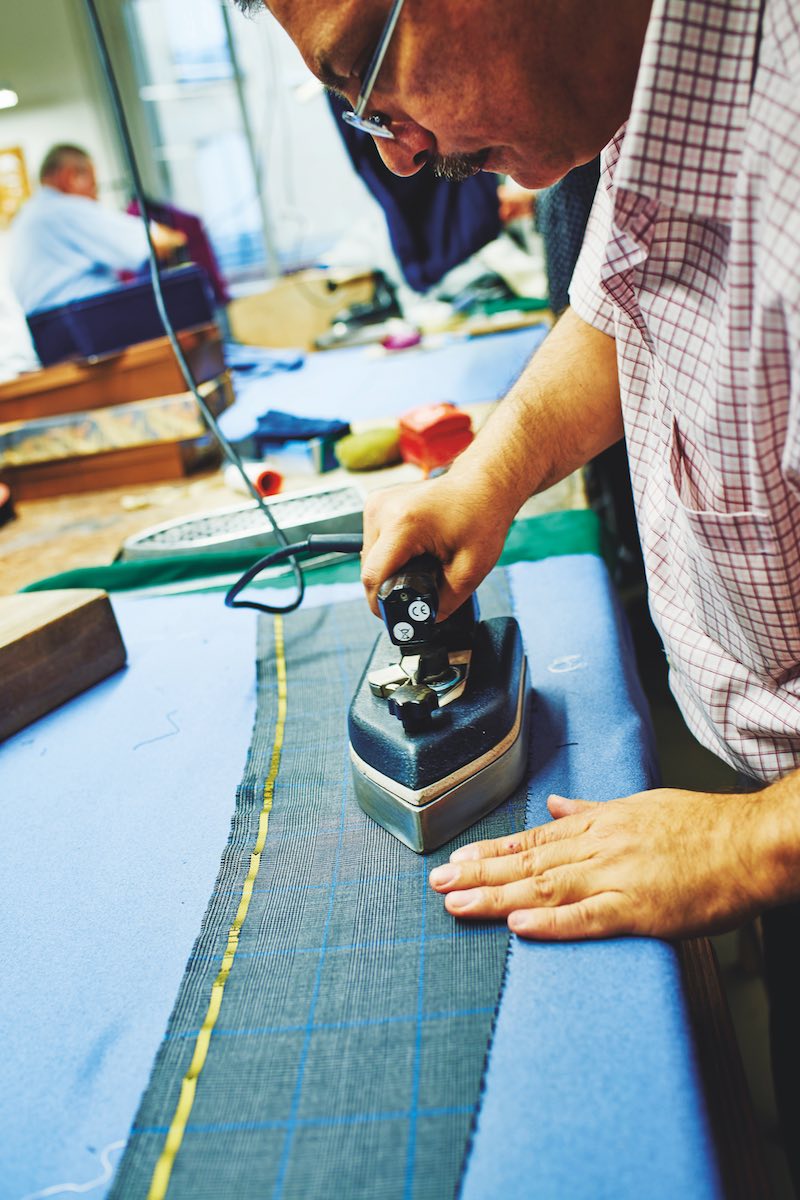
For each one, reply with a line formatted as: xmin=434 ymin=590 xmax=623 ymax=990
xmin=431 ymin=149 xmax=489 ymax=182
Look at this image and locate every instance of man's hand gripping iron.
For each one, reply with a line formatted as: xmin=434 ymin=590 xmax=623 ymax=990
xmin=349 ymin=555 xmax=531 ymax=853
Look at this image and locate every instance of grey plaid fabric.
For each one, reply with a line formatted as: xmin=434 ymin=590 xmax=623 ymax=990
xmin=110 ymin=577 xmax=525 ymax=1199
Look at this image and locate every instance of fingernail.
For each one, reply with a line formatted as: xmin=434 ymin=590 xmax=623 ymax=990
xmin=445 ymin=890 xmax=476 ymax=911
xmin=450 ymin=845 xmax=479 ymax=862
xmin=429 ymin=865 xmax=459 ymax=888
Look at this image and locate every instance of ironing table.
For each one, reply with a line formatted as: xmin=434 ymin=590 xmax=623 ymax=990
xmin=2 ymin=327 xmax=763 ymax=1198
xmin=0 ymin=551 xmax=764 ymax=1200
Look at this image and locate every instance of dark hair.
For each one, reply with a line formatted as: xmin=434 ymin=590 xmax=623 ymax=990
xmin=39 ymin=144 xmax=92 ymax=182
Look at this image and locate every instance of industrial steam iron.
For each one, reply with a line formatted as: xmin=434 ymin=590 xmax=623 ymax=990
xmin=224 ymin=533 xmax=530 ymax=854
xmin=349 ymin=555 xmax=531 ymax=853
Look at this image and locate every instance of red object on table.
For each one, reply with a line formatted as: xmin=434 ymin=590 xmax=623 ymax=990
xmin=254 ymin=468 xmax=283 ymax=497
xmin=398 ymin=402 xmax=473 ymax=474
xmin=0 ymin=481 xmax=14 ymax=527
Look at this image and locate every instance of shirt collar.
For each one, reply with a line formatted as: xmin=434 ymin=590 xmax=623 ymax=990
xmin=613 ymin=0 xmax=763 ymax=222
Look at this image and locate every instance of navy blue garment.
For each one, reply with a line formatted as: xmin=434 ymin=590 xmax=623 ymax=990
xmin=535 ymin=157 xmax=600 ymax=314
xmin=327 ymin=94 xmax=502 ymax=293
xmin=254 ymin=409 xmax=350 ymax=444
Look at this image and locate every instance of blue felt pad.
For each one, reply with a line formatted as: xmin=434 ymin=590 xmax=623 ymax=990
xmin=1 ymin=560 xmax=723 ymax=1199
xmin=219 ymin=326 xmax=548 ymax=444
xmin=0 ymin=594 xmax=258 ymax=1200
xmin=459 ymin=557 xmax=723 ymax=1200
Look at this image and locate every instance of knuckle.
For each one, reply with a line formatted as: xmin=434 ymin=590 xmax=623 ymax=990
xmin=446 ymin=560 xmax=476 ymax=593
xmin=360 ymin=559 xmax=381 ymax=592
xmin=532 ymin=872 xmax=557 ymax=903
xmin=519 ymin=848 xmax=539 ymax=875
xmin=593 ymin=817 xmax=617 ymax=841
xmin=475 ymin=861 xmax=495 ymax=887
xmin=581 ymin=898 xmax=624 ymax=938
xmin=363 ymin=490 xmax=382 ymax=518
xmin=478 ymin=886 xmax=504 ymax=913
xmin=535 ymin=909 xmax=562 ymax=938
xmin=576 ymin=906 xmax=603 ymax=936
xmin=527 ymin=824 xmax=547 ymax=850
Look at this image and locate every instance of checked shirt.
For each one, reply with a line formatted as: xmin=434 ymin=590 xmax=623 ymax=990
xmin=571 ymin=0 xmax=800 ymax=782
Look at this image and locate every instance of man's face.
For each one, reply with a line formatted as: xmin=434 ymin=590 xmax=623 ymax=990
xmin=51 ymin=159 xmax=98 ymax=200
xmin=267 ymin=0 xmax=643 ymax=189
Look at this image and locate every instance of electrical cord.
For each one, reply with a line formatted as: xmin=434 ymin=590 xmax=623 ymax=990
xmin=224 ymin=533 xmax=363 ymax=612
xmin=82 ymin=0 xmax=341 ymax=616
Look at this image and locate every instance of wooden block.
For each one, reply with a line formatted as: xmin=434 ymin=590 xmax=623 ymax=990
xmin=0 ymin=375 xmax=232 ymax=469
xmin=0 ymin=323 xmax=224 ymax=424
xmin=0 ymin=590 xmax=127 ymax=742
xmin=0 ymin=433 xmax=220 ymax=500
xmin=227 ymin=271 xmax=375 ymax=351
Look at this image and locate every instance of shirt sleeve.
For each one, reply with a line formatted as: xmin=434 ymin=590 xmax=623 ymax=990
xmin=568 ymin=171 xmax=617 ymax=337
xmin=61 ymin=195 xmax=150 ymax=274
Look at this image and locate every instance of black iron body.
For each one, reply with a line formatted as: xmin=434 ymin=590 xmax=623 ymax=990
xmin=348 ymin=615 xmax=531 ymax=852
xmin=350 ymin=618 xmax=523 ymax=789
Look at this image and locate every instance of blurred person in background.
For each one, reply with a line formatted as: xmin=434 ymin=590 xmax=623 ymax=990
xmin=9 ymin=143 xmax=185 ymax=315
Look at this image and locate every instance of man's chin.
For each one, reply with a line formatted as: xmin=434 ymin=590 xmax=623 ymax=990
xmin=499 ymin=160 xmax=578 ymax=190
xmin=430 ymin=142 xmax=583 ymax=189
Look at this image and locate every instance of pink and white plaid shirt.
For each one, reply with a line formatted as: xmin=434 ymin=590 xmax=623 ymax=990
xmin=571 ymin=0 xmax=800 ymax=782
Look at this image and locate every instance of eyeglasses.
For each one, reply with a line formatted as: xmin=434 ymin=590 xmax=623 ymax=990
xmin=342 ymin=0 xmax=405 ymax=140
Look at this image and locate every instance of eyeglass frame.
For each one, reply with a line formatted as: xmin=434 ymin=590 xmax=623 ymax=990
xmin=342 ymin=0 xmax=406 ymax=140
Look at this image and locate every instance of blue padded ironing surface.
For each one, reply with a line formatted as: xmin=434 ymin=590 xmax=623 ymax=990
xmin=0 ymin=593 xmax=259 ymax=1200
xmin=459 ymin=557 xmax=723 ymax=1200
xmin=219 ymin=326 xmax=548 ymax=443
xmin=0 ymin=559 xmax=723 ymax=1198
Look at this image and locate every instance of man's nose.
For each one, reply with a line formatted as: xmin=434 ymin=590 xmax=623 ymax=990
xmin=374 ymin=122 xmax=437 ymax=177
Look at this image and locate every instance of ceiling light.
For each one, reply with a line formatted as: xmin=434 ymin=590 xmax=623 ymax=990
xmin=0 ymin=86 xmax=19 ymax=110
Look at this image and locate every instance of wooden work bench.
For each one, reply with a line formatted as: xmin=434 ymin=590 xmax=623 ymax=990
xmin=0 ymin=412 xmax=586 ymax=596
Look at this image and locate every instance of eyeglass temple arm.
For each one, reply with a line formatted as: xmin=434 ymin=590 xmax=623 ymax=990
xmin=353 ymin=0 xmax=406 ymax=116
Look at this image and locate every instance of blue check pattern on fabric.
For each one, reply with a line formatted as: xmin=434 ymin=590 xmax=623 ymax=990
xmin=110 ymin=576 xmax=526 ymax=1199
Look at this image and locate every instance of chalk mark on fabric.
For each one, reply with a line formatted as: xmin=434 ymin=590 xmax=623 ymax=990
xmin=403 ymin=855 xmax=430 ymax=1198
xmin=547 ymin=654 xmax=587 ymax=673
xmin=146 ymin=615 xmax=286 ymax=1200
xmin=133 ymin=710 xmax=180 ymax=751
xmin=19 ymin=1140 xmax=126 ymax=1200
xmin=271 ymin=600 xmax=354 ymax=1197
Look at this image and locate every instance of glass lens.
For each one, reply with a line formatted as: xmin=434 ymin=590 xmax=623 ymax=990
xmin=342 ymin=110 xmax=396 ymax=140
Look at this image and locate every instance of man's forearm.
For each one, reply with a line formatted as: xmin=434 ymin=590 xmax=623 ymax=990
xmin=758 ymin=768 xmax=800 ymax=909
xmin=361 ymin=307 xmax=624 ymax=615
xmin=447 ymin=307 xmax=623 ymax=525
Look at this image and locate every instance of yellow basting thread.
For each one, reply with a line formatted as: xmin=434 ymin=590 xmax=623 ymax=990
xmin=147 ymin=615 xmax=287 ymax=1200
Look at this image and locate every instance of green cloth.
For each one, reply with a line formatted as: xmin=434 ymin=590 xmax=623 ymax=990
xmin=21 ymin=509 xmax=610 ymax=595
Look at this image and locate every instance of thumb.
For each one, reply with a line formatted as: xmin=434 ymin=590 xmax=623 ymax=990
xmin=547 ymin=794 xmax=599 ymax=819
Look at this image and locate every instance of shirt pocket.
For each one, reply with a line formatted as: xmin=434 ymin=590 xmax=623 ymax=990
xmin=669 ymin=420 xmax=800 ymax=681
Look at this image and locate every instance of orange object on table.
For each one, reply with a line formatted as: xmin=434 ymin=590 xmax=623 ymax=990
xmin=398 ymin=402 xmax=473 ymax=475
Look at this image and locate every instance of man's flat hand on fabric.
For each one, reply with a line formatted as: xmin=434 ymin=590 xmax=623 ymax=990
xmin=429 ymin=787 xmax=784 ymax=940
